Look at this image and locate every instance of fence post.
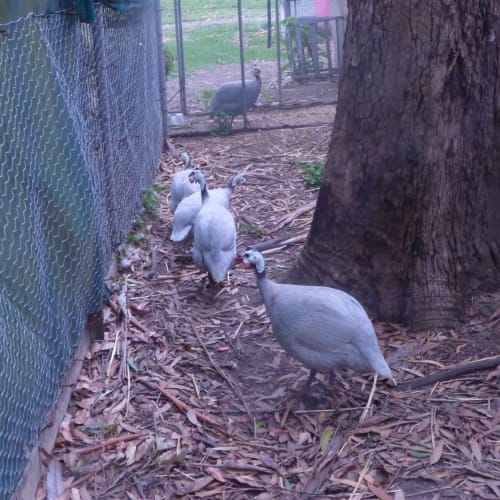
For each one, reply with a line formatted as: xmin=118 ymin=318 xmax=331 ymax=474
xmin=92 ymin=3 xmax=119 ymax=244
xmin=335 ymin=17 xmax=345 ymax=75
xmin=237 ymin=0 xmax=248 ymax=128
xmin=154 ymin=0 xmax=169 ymax=138
xmin=275 ymin=0 xmax=282 ymax=104
xmin=173 ymin=0 xmax=187 ymax=115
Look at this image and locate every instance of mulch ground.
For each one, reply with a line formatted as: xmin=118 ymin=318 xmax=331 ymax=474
xmin=38 ymin=105 xmax=500 ymax=499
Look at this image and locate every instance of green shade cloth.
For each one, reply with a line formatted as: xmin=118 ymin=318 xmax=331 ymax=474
xmin=0 ymin=0 xmax=154 ymax=24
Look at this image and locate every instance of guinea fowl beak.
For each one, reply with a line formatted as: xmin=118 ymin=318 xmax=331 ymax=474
xmin=235 ymin=254 xmax=251 ymax=268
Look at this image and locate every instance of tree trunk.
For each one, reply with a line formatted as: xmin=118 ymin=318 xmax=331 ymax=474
xmin=291 ymin=0 xmax=500 ymax=329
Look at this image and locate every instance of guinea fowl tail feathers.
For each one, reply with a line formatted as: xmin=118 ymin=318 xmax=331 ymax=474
xmin=371 ymin=355 xmax=393 ymax=380
xmin=170 ymin=224 xmax=191 ymax=242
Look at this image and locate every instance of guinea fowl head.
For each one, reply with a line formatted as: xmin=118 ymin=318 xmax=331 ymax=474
xmin=228 ymin=172 xmax=245 ymax=190
xmin=188 ymin=169 xmax=206 ymax=189
xmin=180 ymin=152 xmax=191 ymax=168
xmin=240 ymin=249 xmax=266 ymax=274
xmin=252 ymin=66 xmax=261 ymax=79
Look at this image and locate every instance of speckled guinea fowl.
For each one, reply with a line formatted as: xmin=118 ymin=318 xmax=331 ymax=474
xmin=211 ymin=66 xmax=261 ymax=129
xmin=170 ymin=171 xmax=244 ymax=242
xmin=169 ymin=152 xmax=200 ymax=213
xmin=191 ymin=170 xmax=237 ymax=284
xmin=240 ymin=249 xmax=393 ymax=391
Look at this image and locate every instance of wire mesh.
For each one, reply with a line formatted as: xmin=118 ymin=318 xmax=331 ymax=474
xmin=162 ymin=0 xmax=277 ymax=115
xmin=0 ymin=2 xmax=163 ymax=497
xmin=162 ymin=0 xmax=347 ymax=117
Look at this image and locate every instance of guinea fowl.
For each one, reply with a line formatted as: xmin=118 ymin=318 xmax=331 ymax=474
xmin=169 ymin=152 xmax=201 ymax=213
xmin=170 ymin=171 xmax=244 ymax=242
xmin=211 ymin=66 xmax=261 ymax=130
xmin=191 ymin=170 xmax=236 ymax=284
xmin=240 ymin=249 xmax=393 ymax=394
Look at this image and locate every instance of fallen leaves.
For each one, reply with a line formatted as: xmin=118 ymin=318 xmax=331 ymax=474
xmin=37 ymin=128 xmax=500 ymax=499
xmin=429 ymin=439 xmax=444 ymax=465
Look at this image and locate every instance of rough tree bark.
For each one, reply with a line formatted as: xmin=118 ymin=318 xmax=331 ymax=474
xmin=291 ymin=0 xmax=500 ymax=329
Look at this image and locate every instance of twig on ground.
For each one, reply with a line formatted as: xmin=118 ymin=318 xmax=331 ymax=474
xmin=192 ymin=327 xmax=254 ymax=419
xmin=138 ymin=379 xmax=232 ymax=437
xmin=360 ymin=373 xmax=378 ymax=422
xmin=73 ymin=432 xmax=148 ymax=455
xmin=348 ymin=454 xmax=372 ymax=500
xmin=108 ymin=300 xmax=148 ymax=333
xmin=244 ymin=233 xmax=308 ymax=254
xmin=276 ymin=201 xmax=316 ymax=228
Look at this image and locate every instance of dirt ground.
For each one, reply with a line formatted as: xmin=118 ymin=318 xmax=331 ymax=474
xmin=38 ymin=103 xmax=500 ymax=499
xmin=167 ymin=60 xmax=339 ymax=134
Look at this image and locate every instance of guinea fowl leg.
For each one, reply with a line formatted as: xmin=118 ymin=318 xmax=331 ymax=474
xmin=301 ymin=369 xmax=317 ymax=395
xmin=280 ymin=369 xmax=318 ymax=427
xmin=243 ymin=115 xmax=254 ymax=129
xmin=207 ymin=273 xmax=217 ymax=288
xmin=327 ymin=371 xmax=343 ymax=406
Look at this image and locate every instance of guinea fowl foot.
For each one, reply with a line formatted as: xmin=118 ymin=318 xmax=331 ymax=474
xmin=280 ymin=370 xmax=321 ymax=426
xmin=206 ymin=274 xmax=226 ymax=289
xmin=327 ymin=371 xmax=344 ymax=406
xmin=298 ymin=370 xmax=343 ymax=409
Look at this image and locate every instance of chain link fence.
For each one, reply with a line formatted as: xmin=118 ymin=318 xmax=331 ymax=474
xmin=162 ymin=0 xmax=275 ymax=116
xmin=0 ymin=2 xmax=164 ymax=497
xmin=162 ymin=0 xmax=346 ymax=127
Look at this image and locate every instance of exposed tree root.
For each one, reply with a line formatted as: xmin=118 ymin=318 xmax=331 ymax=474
xmin=395 ymin=355 xmax=500 ymax=391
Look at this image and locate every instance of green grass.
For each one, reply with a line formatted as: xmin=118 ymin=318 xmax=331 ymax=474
xmin=238 ymin=222 xmax=263 ymax=236
xmin=129 ymin=188 xmax=161 ymax=241
xmin=161 ymin=0 xmax=264 ymax=23
xmin=164 ymin=22 xmax=275 ymax=75
xmin=160 ymin=2 xmax=276 ymax=75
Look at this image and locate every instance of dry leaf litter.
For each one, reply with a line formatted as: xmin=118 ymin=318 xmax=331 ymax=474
xmin=38 ymin=105 xmax=499 ymax=499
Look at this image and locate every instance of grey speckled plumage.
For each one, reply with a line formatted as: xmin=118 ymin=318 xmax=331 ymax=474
xmin=170 ymin=171 xmax=244 ymax=242
xmin=241 ymin=250 xmax=392 ymax=384
xmin=211 ymin=67 xmax=261 ymax=128
xmin=191 ymin=170 xmax=237 ymax=283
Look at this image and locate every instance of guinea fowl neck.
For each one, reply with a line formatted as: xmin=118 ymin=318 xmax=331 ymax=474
xmin=253 ymin=258 xmax=266 ymax=280
xmin=200 ymin=182 xmax=209 ymax=202
xmin=255 ymin=268 xmax=266 ymax=280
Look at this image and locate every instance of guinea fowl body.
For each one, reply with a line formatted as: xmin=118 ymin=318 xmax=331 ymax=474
xmin=169 ymin=153 xmax=200 ymax=213
xmin=211 ymin=67 xmax=261 ymax=123
xmin=191 ymin=171 xmax=237 ymax=283
xmin=242 ymin=250 xmax=392 ymax=380
xmin=192 ymin=205 xmax=236 ymax=283
xmin=169 ymin=170 xmax=200 ymax=213
xmin=170 ymin=172 xmax=244 ymax=242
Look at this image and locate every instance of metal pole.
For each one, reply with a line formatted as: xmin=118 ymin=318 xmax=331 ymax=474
xmin=237 ymin=0 xmax=247 ymax=128
xmin=267 ymin=0 xmax=272 ymax=48
xmin=154 ymin=0 xmax=169 ymax=137
xmin=275 ymin=0 xmax=282 ymax=105
xmin=174 ymin=0 xmax=187 ymax=114
xmin=336 ymin=17 xmax=345 ymax=76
